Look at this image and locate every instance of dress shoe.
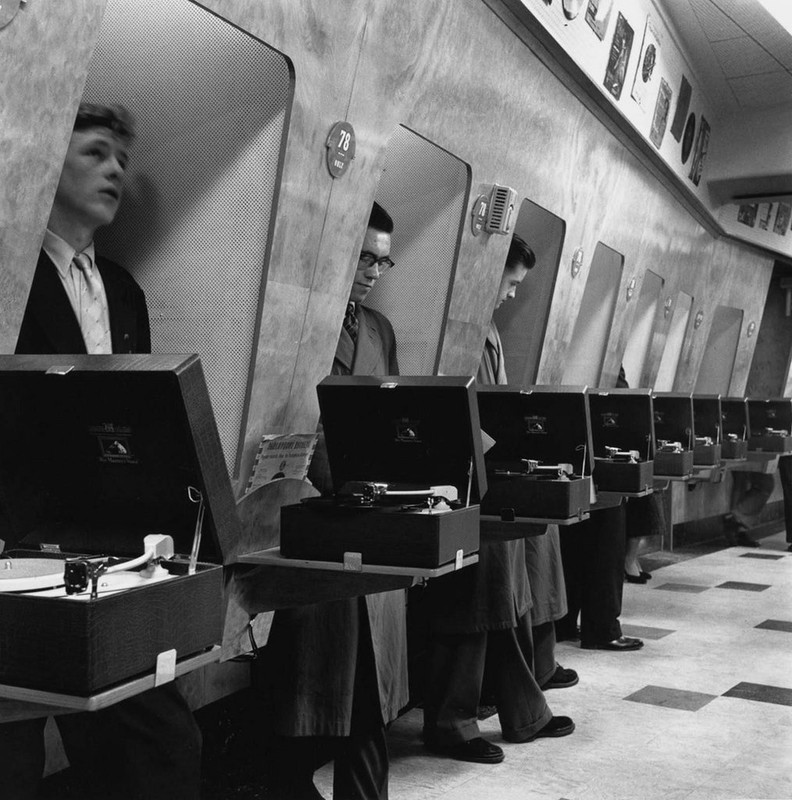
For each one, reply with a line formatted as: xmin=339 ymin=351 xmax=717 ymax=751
xmin=503 ymin=715 xmax=575 ymax=743
xmin=640 ymin=570 xmax=652 ymax=580
xmin=581 ymin=635 xmax=643 ymax=651
xmin=735 ymin=531 xmax=760 ymax=548
xmin=425 ymin=736 xmax=504 ymax=764
xmin=624 ymin=571 xmax=648 ymax=584
xmin=542 ymin=664 xmax=579 ymax=690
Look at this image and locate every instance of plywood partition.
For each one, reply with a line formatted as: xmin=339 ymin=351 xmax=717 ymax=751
xmin=0 ymin=0 xmax=109 ymax=353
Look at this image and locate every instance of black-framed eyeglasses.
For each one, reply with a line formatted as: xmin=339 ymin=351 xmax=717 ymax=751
xmin=358 ymin=251 xmax=395 ymax=273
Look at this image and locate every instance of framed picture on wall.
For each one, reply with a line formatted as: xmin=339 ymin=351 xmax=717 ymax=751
xmin=603 ymin=12 xmax=634 ymax=101
xmin=586 ymin=0 xmax=613 ymax=40
xmin=631 ymin=17 xmax=660 ymax=109
xmin=650 ymin=78 xmax=672 ymax=148
xmin=688 ymin=115 xmax=710 ymax=186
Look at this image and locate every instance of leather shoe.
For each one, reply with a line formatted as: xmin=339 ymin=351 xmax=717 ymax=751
xmin=425 ymin=736 xmax=504 ymax=764
xmin=542 ymin=664 xmax=579 ymax=690
xmin=581 ymin=635 xmax=643 ymax=651
xmin=504 ymin=715 xmax=575 ymax=743
xmin=624 ymin=571 xmax=648 ymax=584
xmin=640 ymin=570 xmax=652 ymax=580
xmin=735 ymin=531 xmax=760 ymax=548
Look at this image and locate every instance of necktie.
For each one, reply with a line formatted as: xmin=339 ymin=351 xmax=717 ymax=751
xmin=343 ymin=302 xmax=359 ymax=342
xmin=72 ymin=253 xmax=112 ymax=354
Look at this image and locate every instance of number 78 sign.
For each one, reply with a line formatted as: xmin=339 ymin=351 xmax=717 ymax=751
xmin=326 ymin=121 xmax=356 ymax=178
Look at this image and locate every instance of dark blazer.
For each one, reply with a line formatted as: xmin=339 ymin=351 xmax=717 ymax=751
xmin=332 ymin=304 xmax=399 ymax=376
xmin=15 ymin=250 xmax=151 ymax=354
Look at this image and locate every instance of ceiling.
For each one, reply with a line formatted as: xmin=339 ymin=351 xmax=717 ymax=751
xmin=662 ymin=0 xmax=792 ymax=110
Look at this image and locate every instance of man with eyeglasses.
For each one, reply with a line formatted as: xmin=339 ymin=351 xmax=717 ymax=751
xmin=264 ymin=201 xmax=405 ymax=800
xmin=333 ymin=201 xmax=398 ymax=376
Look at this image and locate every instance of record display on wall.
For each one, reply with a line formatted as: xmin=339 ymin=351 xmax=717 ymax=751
xmin=681 ymin=112 xmax=696 ymax=165
xmin=563 ymin=0 xmax=586 ymax=20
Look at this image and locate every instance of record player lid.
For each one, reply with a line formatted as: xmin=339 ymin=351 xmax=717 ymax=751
xmin=0 ymin=354 xmax=240 ymax=562
xmin=317 ymin=375 xmax=487 ymax=503
xmin=746 ymin=397 xmax=792 ymax=431
xmin=477 ymin=385 xmax=593 ymax=475
xmin=721 ymin=396 xmax=748 ymax=438
xmin=587 ymin=388 xmax=655 ymax=458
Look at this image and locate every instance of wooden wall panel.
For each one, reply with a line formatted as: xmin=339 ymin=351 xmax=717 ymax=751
xmin=0 ymin=0 xmax=108 ymax=353
xmin=1 ymin=0 xmax=777 ymax=502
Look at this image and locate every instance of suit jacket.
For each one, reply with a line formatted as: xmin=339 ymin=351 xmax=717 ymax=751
xmin=15 ymin=250 xmax=151 ymax=354
xmin=332 ymin=304 xmax=399 ymax=376
xmin=267 ymin=302 xmax=407 ymax=737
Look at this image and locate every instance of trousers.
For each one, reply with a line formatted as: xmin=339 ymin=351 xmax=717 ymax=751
xmin=423 ymin=609 xmax=551 ymax=744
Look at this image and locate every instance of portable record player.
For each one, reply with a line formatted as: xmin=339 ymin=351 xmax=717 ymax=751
xmin=279 ymin=376 xmax=486 ymax=569
xmin=0 ymin=354 xmax=240 ymax=701
xmin=587 ymin=389 xmax=654 ymax=494
xmin=692 ymin=395 xmax=723 ymax=465
xmin=652 ymin=392 xmax=694 ymax=476
xmin=720 ymin=396 xmax=749 ymax=460
xmin=476 ymin=385 xmax=592 ymax=524
xmin=747 ymin=398 xmax=792 ymax=453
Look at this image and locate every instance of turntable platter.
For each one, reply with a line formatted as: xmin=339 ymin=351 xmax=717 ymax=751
xmin=0 ymin=558 xmax=65 ymax=592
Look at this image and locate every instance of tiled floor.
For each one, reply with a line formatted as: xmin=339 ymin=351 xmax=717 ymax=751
xmin=315 ymin=529 xmax=792 ymax=799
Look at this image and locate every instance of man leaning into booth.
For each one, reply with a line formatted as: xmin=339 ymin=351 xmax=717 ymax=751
xmin=263 ymin=202 xmax=405 ymax=800
xmin=5 ymin=103 xmax=201 ymax=800
xmin=422 ymin=234 xmax=575 ymax=765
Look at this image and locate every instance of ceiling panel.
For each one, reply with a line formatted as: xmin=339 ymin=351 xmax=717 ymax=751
xmin=728 ymin=70 xmax=792 ymax=108
xmin=688 ymin=0 xmax=744 ymax=41
xmin=710 ymin=35 xmax=783 ymax=78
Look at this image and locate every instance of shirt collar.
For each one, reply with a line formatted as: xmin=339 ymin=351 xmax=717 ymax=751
xmin=42 ymin=229 xmax=96 ymax=278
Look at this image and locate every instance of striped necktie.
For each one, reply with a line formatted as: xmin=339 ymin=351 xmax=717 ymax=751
xmin=72 ymin=253 xmax=112 ymax=354
xmin=343 ymin=302 xmax=359 ymax=342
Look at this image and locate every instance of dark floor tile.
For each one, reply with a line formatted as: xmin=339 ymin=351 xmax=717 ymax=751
xmin=739 ymin=553 xmax=784 ymax=560
xmin=621 ymin=623 xmax=675 ymax=640
xmin=755 ymin=619 xmax=792 ymax=633
xmin=654 ymin=582 xmax=710 ymax=593
xmin=716 ymin=581 xmax=770 ymax=592
xmin=625 ymin=685 xmax=717 ymax=711
xmin=722 ymin=682 xmax=792 ymax=707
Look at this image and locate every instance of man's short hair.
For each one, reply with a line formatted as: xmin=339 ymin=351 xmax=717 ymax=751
xmin=506 ymin=234 xmax=536 ymax=272
xmin=74 ymin=102 xmax=136 ymax=143
xmin=368 ymin=201 xmax=394 ymax=234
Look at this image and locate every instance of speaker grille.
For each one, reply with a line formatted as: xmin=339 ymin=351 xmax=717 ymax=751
xmin=83 ymin=0 xmax=291 ymax=474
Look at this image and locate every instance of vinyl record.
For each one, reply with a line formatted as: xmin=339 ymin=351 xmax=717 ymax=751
xmin=681 ymin=112 xmax=696 ymax=165
xmin=563 ymin=0 xmax=585 ymax=20
xmin=0 ymin=558 xmax=64 ymax=592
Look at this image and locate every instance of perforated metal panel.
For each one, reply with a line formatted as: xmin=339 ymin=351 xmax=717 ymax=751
xmin=364 ymin=126 xmax=469 ymax=376
xmin=82 ymin=0 xmax=291 ymax=474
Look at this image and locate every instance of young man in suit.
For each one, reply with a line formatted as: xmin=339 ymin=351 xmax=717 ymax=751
xmin=422 ymin=234 xmax=575 ymax=765
xmin=16 ymin=103 xmax=149 ymax=355
xmin=264 ymin=202 xmax=406 ymax=800
xmin=5 ymin=103 xmax=202 ymax=800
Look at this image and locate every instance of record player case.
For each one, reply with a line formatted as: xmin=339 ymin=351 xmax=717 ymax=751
xmin=692 ymin=394 xmax=722 ymax=466
xmin=588 ymin=389 xmax=654 ymax=495
xmin=280 ymin=376 xmax=486 ymax=569
xmin=0 ymin=354 xmax=240 ymax=699
xmin=747 ymin=398 xmax=792 ymax=453
xmin=476 ymin=385 xmax=593 ymax=525
xmin=652 ymin=392 xmax=694 ymax=476
xmin=720 ymin=396 xmax=749 ymax=460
